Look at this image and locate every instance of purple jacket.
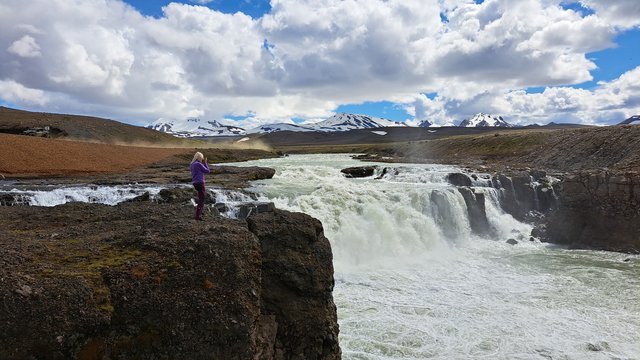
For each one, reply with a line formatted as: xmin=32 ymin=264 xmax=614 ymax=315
xmin=190 ymin=161 xmax=210 ymax=184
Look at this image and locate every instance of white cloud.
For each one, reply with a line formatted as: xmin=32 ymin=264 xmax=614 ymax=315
xmin=0 ymin=79 xmax=48 ymax=105
xmin=8 ymin=35 xmax=41 ymax=57
xmin=403 ymin=65 xmax=640 ymax=125
xmin=578 ymin=0 xmax=640 ymax=29
xmin=0 ymin=0 xmax=637 ymax=126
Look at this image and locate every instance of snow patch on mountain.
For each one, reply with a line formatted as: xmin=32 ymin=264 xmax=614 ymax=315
xmin=246 ymin=123 xmax=316 ymax=134
xmin=311 ymin=113 xmax=407 ymax=132
xmin=147 ymin=118 xmax=246 ymax=137
xmin=371 ymin=131 xmax=387 ymax=136
xmin=458 ymin=113 xmax=512 ymax=128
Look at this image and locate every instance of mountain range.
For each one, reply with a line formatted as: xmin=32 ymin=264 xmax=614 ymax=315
xmin=147 ymin=118 xmax=246 ymax=137
xmin=148 ymin=112 xmax=513 ymax=137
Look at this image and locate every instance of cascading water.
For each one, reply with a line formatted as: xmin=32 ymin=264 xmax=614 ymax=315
xmin=228 ymin=154 xmax=639 ymax=360
xmin=0 ymin=185 xmax=165 ymax=206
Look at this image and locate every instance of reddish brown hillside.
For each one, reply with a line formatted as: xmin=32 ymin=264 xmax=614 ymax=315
xmin=0 ymin=134 xmax=188 ymax=177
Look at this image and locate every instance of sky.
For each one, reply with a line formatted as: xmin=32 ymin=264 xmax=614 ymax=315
xmin=0 ymin=0 xmax=639 ymax=128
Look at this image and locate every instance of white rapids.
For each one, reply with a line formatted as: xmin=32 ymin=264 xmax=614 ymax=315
xmin=228 ymin=154 xmax=640 ymax=360
xmin=0 ymin=185 xmax=165 ymax=206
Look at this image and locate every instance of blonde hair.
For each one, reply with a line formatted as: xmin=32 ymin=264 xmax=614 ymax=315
xmin=192 ymin=151 xmax=204 ymax=163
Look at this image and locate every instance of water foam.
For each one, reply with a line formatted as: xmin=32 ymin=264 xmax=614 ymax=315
xmin=228 ymin=154 xmax=640 ymax=359
xmin=0 ymin=185 xmax=164 ymax=206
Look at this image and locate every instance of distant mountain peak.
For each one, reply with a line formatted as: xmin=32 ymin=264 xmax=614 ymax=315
xmin=312 ymin=113 xmax=408 ymax=132
xmin=417 ymin=120 xmax=432 ymax=127
xmin=619 ymin=115 xmax=640 ymax=125
xmin=459 ymin=113 xmax=512 ymax=128
xmin=247 ymin=123 xmax=316 ymax=134
xmin=147 ymin=117 xmax=246 ymax=137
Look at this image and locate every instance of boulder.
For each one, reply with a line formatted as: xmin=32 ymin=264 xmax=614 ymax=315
xmin=446 ymin=173 xmax=472 ymax=187
xmin=124 ymin=191 xmax=150 ymax=202
xmin=341 ymin=166 xmax=377 ymax=178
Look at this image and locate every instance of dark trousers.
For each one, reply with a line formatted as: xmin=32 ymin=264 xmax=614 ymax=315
xmin=193 ymin=182 xmax=205 ymax=220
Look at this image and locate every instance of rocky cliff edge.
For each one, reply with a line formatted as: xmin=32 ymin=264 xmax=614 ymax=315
xmin=0 ymin=202 xmax=340 ymax=359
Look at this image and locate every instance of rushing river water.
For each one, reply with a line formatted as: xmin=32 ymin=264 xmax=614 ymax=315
xmin=229 ymin=154 xmax=640 ymax=360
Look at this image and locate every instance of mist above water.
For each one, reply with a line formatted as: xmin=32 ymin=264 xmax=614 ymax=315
xmin=231 ymin=154 xmax=640 ymax=360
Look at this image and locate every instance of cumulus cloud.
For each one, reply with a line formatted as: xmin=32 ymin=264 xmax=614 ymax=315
xmin=403 ymin=65 xmax=640 ymax=126
xmin=7 ymin=35 xmax=41 ymax=58
xmin=0 ymin=0 xmax=637 ymax=126
xmin=578 ymin=0 xmax=640 ymax=29
xmin=0 ymin=79 xmax=48 ymax=105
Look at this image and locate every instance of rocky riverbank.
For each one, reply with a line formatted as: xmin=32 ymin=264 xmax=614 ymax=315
xmin=543 ymin=171 xmax=640 ymax=253
xmin=0 ymin=200 xmax=341 ymax=359
xmin=342 ymin=164 xmax=639 ymax=253
xmin=449 ymin=168 xmax=640 ymax=253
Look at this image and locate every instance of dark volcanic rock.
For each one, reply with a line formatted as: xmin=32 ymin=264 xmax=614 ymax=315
xmin=248 ymin=210 xmax=341 ymax=360
xmin=124 ymin=191 xmax=150 ymax=202
xmin=457 ymin=187 xmax=492 ymax=236
xmin=546 ymin=171 xmax=640 ymax=253
xmin=0 ymin=202 xmax=341 ymax=359
xmin=157 ymin=187 xmax=197 ymax=203
xmin=491 ymin=171 xmax=558 ymax=220
xmin=0 ymin=193 xmax=17 ymax=206
xmin=212 ymin=165 xmax=276 ymax=181
xmin=341 ymin=166 xmax=377 ymax=178
xmin=447 ymin=173 xmax=472 ymax=187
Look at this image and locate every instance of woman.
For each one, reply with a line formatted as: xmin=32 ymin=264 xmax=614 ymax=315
xmin=190 ymin=151 xmax=210 ymax=220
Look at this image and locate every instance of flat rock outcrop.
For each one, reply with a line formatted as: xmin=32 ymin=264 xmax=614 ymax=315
xmin=0 ymin=201 xmax=340 ymax=359
xmin=341 ymin=166 xmax=377 ymax=178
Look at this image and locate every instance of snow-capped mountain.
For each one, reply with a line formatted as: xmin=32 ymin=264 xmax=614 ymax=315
xmin=619 ymin=115 xmax=640 ymax=125
xmin=246 ymin=123 xmax=316 ymax=134
xmin=150 ymin=112 xmax=411 ymax=137
xmin=246 ymin=113 xmax=409 ymax=134
xmin=310 ymin=113 xmax=408 ymax=132
xmin=417 ymin=120 xmax=433 ymax=127
xmin=458 ymin=113 xmax=512 ymax=128
xmin=147 ymin=118 xmax=246 ymax=137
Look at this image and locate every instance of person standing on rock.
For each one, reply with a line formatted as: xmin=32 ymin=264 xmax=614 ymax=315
xmin=190 ymin=151 xmax=210 ymax=221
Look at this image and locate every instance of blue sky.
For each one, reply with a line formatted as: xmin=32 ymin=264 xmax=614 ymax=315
xmin=123 ymin=0 xmax=271 ymax=19
xmin=1 ymin=0 xmax=639 ymax=127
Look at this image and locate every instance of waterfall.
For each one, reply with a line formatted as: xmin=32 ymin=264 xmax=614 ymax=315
xmin=242 ymin=155 xmax=535 ymax=269
xmin=229 ymin=154 xmax=640 ymax=359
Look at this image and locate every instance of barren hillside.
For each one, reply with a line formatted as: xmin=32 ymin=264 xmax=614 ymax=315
xmin=0 ymin=107 xmax=199 ymax=146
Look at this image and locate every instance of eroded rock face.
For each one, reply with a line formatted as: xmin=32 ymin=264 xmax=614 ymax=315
xmin=0 ymin=202 xmax=341 ymax=359
xmin=248 ymin=211 xmax=341 ymax=360
xmin=490 ymin=171 xmax=558 ymax=221
xmin=457 ymin=187 xmax=492 ymax=237
xmin=545 ymin=171 xmax=640 ymax=253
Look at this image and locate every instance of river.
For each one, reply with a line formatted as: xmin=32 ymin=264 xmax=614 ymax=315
xmin=230 ymin=154 xmax=639 ymax=360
